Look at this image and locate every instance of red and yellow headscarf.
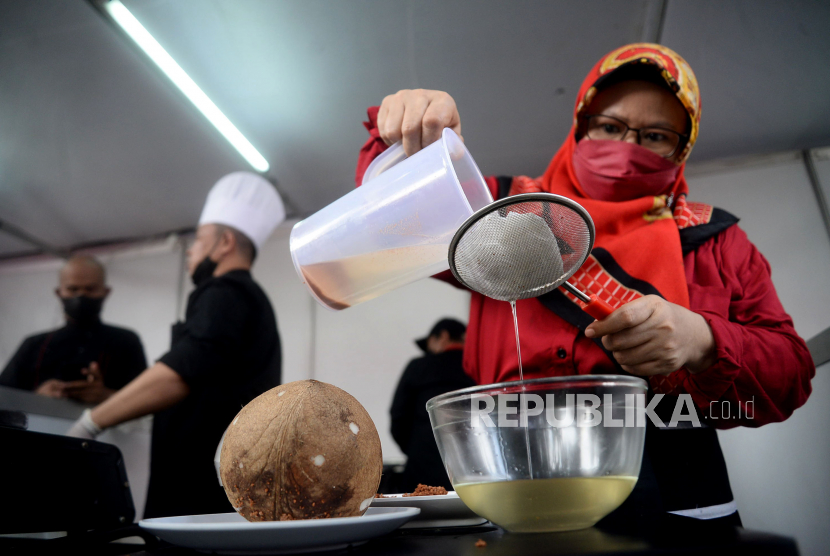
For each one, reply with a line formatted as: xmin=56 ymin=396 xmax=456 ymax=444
xmin=576 ymin=43 xmax=701 ymax=162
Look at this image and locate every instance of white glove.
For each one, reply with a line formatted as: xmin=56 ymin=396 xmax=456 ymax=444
xmin=67 ymin=408 xmax=103 ymax=439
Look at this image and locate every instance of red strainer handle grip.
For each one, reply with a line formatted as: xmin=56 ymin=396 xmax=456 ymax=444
xmin=584 ymin=295 xmax=615 ymax=320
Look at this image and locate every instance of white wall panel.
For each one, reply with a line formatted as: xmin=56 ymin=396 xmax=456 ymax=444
xmin=312 ymin=276 xmax=471 ymax=464
xmin=97 ymin=244 xmax=182 ymax=363
xmin=252 ymin=221 xmax=314 ymax=386
xmin=686 ymin=151 xmax=830 ymax=556
xmin=686 ymin=153 xmax=830 ymax=339
xmin=812 ymin=147 xmax=830 ymax=228
xmin=716 ymin=366 xmax=830 ymax=556
xmin=0 ymin=258 xmax=64 ymax=368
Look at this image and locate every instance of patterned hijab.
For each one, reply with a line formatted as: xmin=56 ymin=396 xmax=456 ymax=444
xmin=576 ymin=43 xmax=701 ymax=163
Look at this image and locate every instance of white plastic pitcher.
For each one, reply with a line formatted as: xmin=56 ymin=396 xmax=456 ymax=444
xmin=290 ymin=128 xmax=493 ymax=310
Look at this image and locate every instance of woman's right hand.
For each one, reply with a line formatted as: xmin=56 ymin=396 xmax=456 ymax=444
xmin=377 ymin=89 xmax=461 ymax=156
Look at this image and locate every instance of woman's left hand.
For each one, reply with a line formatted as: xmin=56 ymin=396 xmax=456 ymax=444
xmin=584 ymin=295 xmax=716 ymax=376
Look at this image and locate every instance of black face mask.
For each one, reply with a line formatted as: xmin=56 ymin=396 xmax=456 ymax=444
xmin=191 ymin=256 xmax=219 ymax=287
xmin=191 ymin=235 xmax=223 ymax=287
xmin=62 ymin=296 xmax=104 ymax=325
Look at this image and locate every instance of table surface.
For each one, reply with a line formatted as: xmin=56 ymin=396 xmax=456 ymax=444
xmin=1 ymin=516 xmax=799 ymax=556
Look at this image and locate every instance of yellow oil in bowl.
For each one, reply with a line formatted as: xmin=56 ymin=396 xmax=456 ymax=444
xmin=455 ymin=476 xmax=637 ymax=532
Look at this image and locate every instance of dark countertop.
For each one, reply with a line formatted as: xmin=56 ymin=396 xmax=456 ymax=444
xmin=0 ymin=411 xmax=799 ymax=555
xmin=1 ymin=515 xmax=799 ymax=556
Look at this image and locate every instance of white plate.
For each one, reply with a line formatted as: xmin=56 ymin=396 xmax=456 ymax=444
xmin=370 ymin=492 xmax=487 ymax=528
xmin=138 ymin=506 xmax=420 ymax=554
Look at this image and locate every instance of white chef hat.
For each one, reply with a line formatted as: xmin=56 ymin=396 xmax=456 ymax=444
xmin=198 ymin=172 xmax=286 ymax=251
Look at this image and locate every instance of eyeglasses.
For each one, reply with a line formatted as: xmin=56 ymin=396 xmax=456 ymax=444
xmin=582 ymin=114 xmax=688 ymax=158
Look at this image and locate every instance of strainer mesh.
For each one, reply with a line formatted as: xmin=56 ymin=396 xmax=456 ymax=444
xmin=452 ymin=200 xmax=592 ymax=301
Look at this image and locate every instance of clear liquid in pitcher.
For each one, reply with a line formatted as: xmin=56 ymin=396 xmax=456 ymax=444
xmin=300 ymin=244 xmax=448 ymax=310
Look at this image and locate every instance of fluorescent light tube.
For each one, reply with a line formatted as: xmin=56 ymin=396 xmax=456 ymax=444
xmin=103 ymin=0 xmax=270 ymax=173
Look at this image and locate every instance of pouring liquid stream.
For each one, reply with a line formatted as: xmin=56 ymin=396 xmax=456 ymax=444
xmin=510 ymin=300 xmax=534 ymax=480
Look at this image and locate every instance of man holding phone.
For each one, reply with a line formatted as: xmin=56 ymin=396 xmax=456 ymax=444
xmin=0 ymin=255 xmax=146 ymax=403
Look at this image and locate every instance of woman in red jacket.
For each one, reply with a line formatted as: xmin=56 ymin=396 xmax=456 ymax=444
xmin=356 ymin=44 xmax=814 ymax=525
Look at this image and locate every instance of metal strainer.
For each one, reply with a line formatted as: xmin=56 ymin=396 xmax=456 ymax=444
xmin=448 ymin=193 xmax=614 ymax=319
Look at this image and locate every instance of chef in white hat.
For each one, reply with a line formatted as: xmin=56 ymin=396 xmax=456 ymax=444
xmin=68 ymin=172 xmax=285 ymax=518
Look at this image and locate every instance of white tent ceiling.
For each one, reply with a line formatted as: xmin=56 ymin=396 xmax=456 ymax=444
xmin=1 ymin=0 xmax=829 ymax=258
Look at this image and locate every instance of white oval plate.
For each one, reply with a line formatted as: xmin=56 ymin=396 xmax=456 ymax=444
xmin=370 ymin=492 xmax=487 ymax=528
xmin=139 ymin=506 xmax=420 ymax=554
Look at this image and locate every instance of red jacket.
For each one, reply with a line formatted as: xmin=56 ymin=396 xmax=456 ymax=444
xmin=356 ymin=108 xmax=814 ymax=429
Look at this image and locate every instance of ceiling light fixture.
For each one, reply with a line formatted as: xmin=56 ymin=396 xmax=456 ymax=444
xmin=101 ymin=0 xmax=270 ymax=173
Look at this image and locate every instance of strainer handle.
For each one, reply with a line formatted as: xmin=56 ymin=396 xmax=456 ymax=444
xmin=584 ymin=295 xmax=615 ymax=320
xmin=562 ymin=281 xmax=615 ymax=320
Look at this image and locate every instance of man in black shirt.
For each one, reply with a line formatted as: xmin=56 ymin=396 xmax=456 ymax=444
xmin=390 ymin=318 xmax=475 ymax=492
xmin=0 ymin=255 xmax=146 ymax=403
xmin=68 ymin=172 xmax=285 ymax=518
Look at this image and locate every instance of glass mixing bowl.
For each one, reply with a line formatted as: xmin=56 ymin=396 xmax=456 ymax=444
xmin=426 ymin=375 xmax=647 ymax=532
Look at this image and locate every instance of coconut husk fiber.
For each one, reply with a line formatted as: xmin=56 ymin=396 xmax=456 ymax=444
xmin=220 ymin=380 xmax=383 ymax=521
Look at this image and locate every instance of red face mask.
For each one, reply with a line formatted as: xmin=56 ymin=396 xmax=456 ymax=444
xmin=572 ymin=140 xmax=681 ymax=202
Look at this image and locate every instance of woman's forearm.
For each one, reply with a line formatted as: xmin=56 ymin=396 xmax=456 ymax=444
xmin=90 ymin=362 xmax=190 ymax=429
xmin=685 ymin=316 xmax=814 ymax=428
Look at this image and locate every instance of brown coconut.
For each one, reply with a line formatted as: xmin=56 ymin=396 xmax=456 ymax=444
xmin=219 ymin=380 xmax=382 ymax=521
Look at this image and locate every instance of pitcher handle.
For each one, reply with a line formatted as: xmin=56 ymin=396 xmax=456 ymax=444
xmin=361 ymin=141 xmax=407 ymax=185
